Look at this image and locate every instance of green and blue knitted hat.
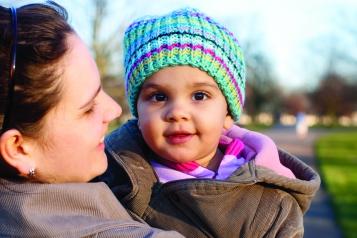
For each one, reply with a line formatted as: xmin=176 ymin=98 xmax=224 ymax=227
xmin=124 ymin=8 xmax=246 ymax=121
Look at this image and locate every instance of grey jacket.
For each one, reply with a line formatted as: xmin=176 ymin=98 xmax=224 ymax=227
xmin=101 ymin=120 xmax=321 ymax=238
xmin=0 ymin=178 xmax=184 ymax=238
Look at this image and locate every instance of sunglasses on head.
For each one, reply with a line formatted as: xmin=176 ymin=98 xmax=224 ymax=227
xmin=1 ymin=7 xmax=17 ymax=131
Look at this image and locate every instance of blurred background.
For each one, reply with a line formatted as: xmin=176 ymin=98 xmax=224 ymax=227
xmin=54 ymin=0 xmax=357 ymax=129
xmin=58 ymin=2 xmax=357 ymax=237
xmin=3 ymin=0 xmax=357 ymax=237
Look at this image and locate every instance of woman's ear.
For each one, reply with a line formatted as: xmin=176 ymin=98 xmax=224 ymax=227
xmin=0 ymin=129 xmax=35 ymax=177
xmin=223 ymin=114 xmax=234 ymax=130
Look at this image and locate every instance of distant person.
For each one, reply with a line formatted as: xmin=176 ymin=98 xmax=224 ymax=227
xmin=0 ymin=2 xmax=183 ymax=237
xmin=296 ymin=111 xmax=309 ymax=138
xmin=103 ymin=8 xmax=320 ymax=238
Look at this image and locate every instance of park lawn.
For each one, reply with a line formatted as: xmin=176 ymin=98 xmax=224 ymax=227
xmin=240 ymin=123 xmax=271 ymax=131
xmin=316 ymin=132 xmax=357 ymax=238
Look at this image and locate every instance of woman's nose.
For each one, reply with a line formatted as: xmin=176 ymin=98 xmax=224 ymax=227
xmin=103 ymin=93 xmax=122 ymax=123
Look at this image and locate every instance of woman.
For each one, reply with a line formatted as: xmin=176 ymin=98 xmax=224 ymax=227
xmin=0 ymin=2 xmax=183 ymax=237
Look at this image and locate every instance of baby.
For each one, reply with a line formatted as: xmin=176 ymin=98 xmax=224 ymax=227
xmin=103 ymin=8 xmax=319 ymax=238
xmin=123 ymin=8 xmax=293 ymax=182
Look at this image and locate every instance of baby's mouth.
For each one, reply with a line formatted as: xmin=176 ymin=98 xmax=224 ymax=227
xmin=165 ymin=132 xmax=194 ymax=144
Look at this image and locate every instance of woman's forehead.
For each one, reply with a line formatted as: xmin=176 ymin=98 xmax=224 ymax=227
xmin=49 ymin=34 xmax=101 ymax=114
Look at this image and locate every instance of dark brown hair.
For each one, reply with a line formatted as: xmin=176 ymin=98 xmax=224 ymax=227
xmin=0 ymin=1 xmax=74 ymax=178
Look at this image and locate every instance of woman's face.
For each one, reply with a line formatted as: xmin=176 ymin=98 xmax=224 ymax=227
xmin=32 ymin=34 xmax=121 ymax=183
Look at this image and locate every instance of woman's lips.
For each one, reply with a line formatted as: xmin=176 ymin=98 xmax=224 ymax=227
xmin=98 ymin=142 xmax=105 ymax=150
xmin=165 ymin=133 xmax=193 ymax=144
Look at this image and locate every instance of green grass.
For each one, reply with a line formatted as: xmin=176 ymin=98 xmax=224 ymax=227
xmin=312 ymin=124 xmax=357 ymax=130
xmin=239 ymin=123 xmax=272 ymax=132
xmin=316 ymin=132 xmax=357 ymax=238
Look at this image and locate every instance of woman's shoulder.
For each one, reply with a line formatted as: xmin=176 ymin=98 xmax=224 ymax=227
xmin=0 ymin=178 xmax=136 ymax=236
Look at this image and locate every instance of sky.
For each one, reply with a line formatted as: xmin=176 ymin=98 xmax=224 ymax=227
xmin=3 ymin=0 xmax=357 ymax=90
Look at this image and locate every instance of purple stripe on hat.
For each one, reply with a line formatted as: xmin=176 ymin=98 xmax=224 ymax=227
xmin=128 ymin=43 xmax=243 ymax=105
xmin=125 ymin=11 xmax=241 ymax=58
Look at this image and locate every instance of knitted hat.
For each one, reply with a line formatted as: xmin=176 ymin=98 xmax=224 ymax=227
xmin=124 ymin=8 xmax=245 ymax=121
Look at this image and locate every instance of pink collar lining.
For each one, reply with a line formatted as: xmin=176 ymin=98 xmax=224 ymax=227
xmin=152 ymin=138 xmax=246 ymax=183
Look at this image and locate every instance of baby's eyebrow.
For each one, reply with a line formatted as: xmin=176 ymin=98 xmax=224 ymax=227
xmin=192 ymin=82 xmax=219 ymax=89
xmin=141 ymin=81 xmax=219 ymax=90
xmin=141 ymin=82 xmax=161 ymax=89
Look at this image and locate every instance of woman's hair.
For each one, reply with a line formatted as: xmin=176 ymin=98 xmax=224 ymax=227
xmin=0 ymin=1 xmax=74 ymax=178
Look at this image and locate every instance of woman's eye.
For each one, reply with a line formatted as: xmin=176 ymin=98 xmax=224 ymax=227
xmin=84 ymin=103 xmax=97 ymax=115
xmin=85 ymin=108 xmax=94 ymax=114
xmin=192 ymin=92 xmax=207 ymax=101
xmin=150 ymin=93 xmax=167 ymax=102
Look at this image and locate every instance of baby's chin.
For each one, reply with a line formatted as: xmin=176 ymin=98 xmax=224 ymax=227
xmin=158 ymin=152 xmax=198 ymax=164
xmin=157 ymin=148 xmax=217 ymax=167
xmin=163 ymin=157 xmax=196 ymax=164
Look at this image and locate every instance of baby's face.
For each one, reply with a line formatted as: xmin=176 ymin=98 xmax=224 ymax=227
xmin=137 ymin=66 xmax=233 ymax=167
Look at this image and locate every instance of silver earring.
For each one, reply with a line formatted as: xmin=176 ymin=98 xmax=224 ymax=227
xmin=28 ymin=168 xmax=36 ymax=177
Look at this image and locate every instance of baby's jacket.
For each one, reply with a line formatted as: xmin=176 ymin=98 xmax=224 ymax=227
xmin=99 ymin=119 xmax=320 ymax=238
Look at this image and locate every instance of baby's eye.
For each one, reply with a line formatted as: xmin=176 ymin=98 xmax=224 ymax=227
xmin=192 ymin=92 xmax=208 ymax=101
xmin=150 ymin=92 xmax=167 ymax=102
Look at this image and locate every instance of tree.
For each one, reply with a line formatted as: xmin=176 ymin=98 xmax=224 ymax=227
xmin=282 ymin=92 xmax=310 ymax=115
xmin=310 ymin=72 xmax=356 ymax=120
xmin=243 ymin=42 xmax=283 ymax=123
xmin=89 ymin=0 xmax=133 ymax=122
xmin=307 ymin=6 xmax=357 ymax=86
